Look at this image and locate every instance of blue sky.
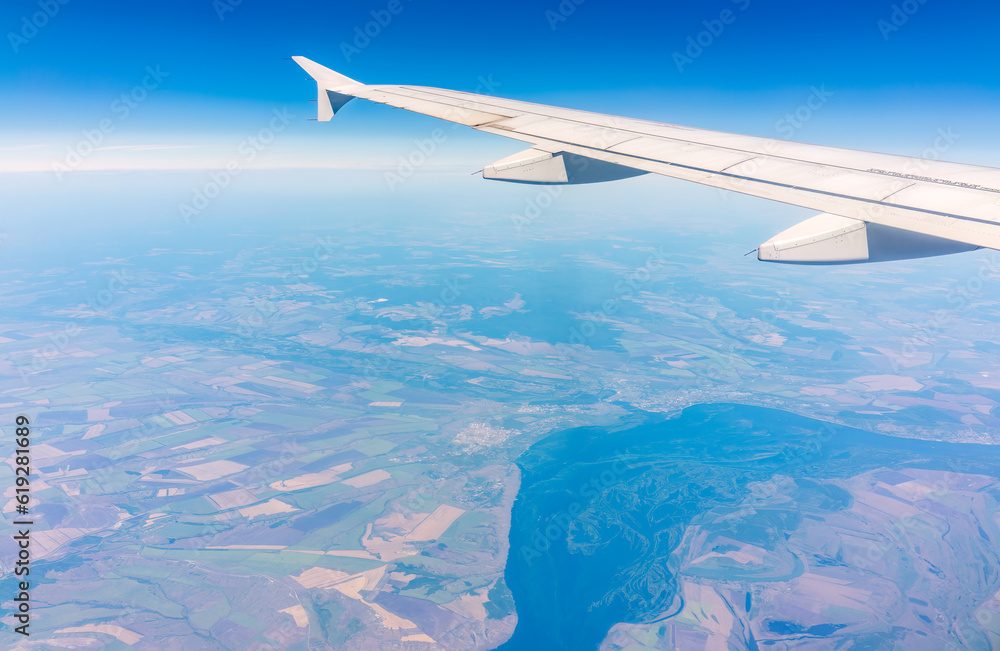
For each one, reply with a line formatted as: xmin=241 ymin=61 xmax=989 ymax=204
xmin=2 ymin=0 xmax=1000 ymax=249
xmin=5 ymin=0 xmax=1000 ymax=98
xmin=4 ymin=0 xmax=1000 ymax=164
xmin=2 ymin=0 xmax=1000 ymax=362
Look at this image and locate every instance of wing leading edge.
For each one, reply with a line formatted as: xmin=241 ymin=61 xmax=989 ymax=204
xmin=291 ymin=56 xmax=1000 ymax=264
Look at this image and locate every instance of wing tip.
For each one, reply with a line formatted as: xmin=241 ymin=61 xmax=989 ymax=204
xmin=291 ymin=56 xmax=361 ymax=91
xmin=292 ymin=56 xmax=362 ymax=121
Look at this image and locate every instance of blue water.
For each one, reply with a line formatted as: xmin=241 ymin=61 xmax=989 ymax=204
xmin=496 ymin=403 xmax=1000 ymax=650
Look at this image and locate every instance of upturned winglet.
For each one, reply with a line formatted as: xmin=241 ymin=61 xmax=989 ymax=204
xmin=291 ymin=56 xmax=362 ymax=121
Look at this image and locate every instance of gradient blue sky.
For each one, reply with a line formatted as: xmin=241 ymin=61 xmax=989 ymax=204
xmin=3 ymin=0 xmax=1000 ymax=262
xmin=4 ymin=0 xmax=1000 ymax=171
xmin=2 ymin=1 xmax=1000 ymax=376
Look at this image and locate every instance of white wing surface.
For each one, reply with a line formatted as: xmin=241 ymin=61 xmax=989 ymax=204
xmin=292 ymin=56 xmax=1000 ymax=264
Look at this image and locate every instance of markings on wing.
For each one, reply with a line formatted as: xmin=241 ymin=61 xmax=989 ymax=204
xmin=346 ymin=83 xmax=1000 ymax=249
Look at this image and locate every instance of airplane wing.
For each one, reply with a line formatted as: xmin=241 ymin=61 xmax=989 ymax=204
xmin=292 ymin=56 xmax=1000 ymax=264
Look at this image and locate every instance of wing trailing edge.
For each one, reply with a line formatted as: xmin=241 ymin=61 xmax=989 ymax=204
xmin=757 ymin=213 xmax=979 ymax=264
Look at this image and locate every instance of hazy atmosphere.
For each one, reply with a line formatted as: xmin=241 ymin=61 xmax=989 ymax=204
xmin=3 ymin=1 xmax=1000 ymax=649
